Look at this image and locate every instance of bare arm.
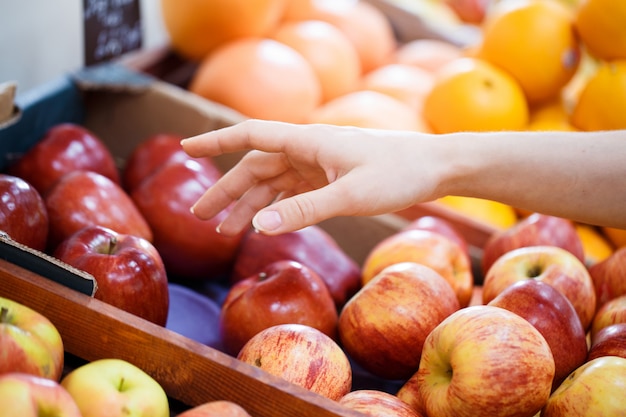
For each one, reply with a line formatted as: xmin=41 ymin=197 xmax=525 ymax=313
xmin=181 ymin=119 xmax=626 ymax=235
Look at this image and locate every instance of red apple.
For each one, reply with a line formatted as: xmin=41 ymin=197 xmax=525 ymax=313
xmin=237 ymin=323 xmax=352 ymax=401
xmin=338 ymin=262 xmax=460 ymax=380
xmin=45 ymin=170 xmax=153 ymax=250
xmin=589 ymin=294 xmax=626 ymax=341
xmin=444 ymin=0 xmax=490 ymax=24
xmin=219 ymin=259 xmax=338 ymax=356
xmin=361 ymin=229 xmax=474 ymax=307
xmin=7 ymin=123 xmax=120 ymax=195
xmin=482 ymin=245 xmax=597 ymax=331
xmin=339 ymin=389 xmax=425 ymax=417
xmin=0 ymin=296 xmax=64 ymax=381
xmin=587 ymin=323 xmax=626 ymax=361
xmin=231 ymin=225 xmax=361 ymax=309
xmin=131 ymin=158 xmax=243 ymax=280
xmin=487 ymin=279 xmax=588 ymax=389
xmin=122 ymin=133 xmax=221 ymax=192
xmin=588 ymin=246 xmax=626 ymax=310
xmin=0 ymin=372 xmax=82 ymax=417
xmin=177 ymin=401 xmax=253 ymax=417
xmin=412 ymin=305 xmax=555 ymax=417
xmin=0 ymin=173 xmax=48 ymax=251
xmin=401 ymin=215 xmax=469 ymax=256
xmin=481 ymin=213 xmax=584 ymax=276
xmin=53 ymin=225 xmax=169 ymax=326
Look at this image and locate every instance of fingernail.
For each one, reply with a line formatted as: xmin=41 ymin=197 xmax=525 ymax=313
xmin=253 ymin=210 xmax=282 ymax=232
xmin=216 ymin=223 xmax=222 ymax=234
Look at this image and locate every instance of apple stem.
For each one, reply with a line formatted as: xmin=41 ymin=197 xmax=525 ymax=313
xmin=118 ymin=376 xmax=126 ymax=392
xmin=0 ymin=307 xmax=8 ymax=323
xmin=107 ymin=236 xmax=118 ymax=255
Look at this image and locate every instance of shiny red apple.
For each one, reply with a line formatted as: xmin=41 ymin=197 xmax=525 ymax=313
xmin=231 ymin=225 xmax=361 ymax=309
xmin=45 ymin=170 xmax=153 ymax=250
xmin=53 ymin=225 xmax=169 ymax=326
xmin=401 ymin=215 xmax=469 ymax=256
xmin=481 ymin=213 xmax=584 ymax=276
xmin=487 ymin=279 xmax=588 ymax=389
xmin=587 ymin=323 xmax=626 ymax=361
xmin=7 ymin=123 xmax=120 ymax=195
xmin=0 ymin=173 xmax=48 ymax=251
xmin=131 ymin=158 xmax=243 ymax=280
xmin=589 ymin=294 xmax=626 ymax=341
xmin=122 ymin=133 xmax=221 ymax=192
xmin=219 ymin=259 xmax=338 ymax=356
xmin=588 ymin=246 xmax=626 ymax=310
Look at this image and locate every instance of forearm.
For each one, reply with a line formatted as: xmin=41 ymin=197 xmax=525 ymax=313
xmin=437 ymin=130 xmax=626 ymax=228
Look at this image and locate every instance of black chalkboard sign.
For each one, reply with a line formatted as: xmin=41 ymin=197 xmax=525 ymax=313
xmin=83 ymin=0 xmax=142 ymax=66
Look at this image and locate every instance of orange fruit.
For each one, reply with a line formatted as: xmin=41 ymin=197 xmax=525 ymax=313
xmin=436 ymin=196 xmax=519 ymax=230
xmin=161 ymin=0 xmax=287 ymax=61
xmin=307 ymin=90 xmax=428 ymax=132
xmin=478 ymin=0 xmax=581 ymax=104
xmin=570 ymin=60 xmax=626 ymax=131
xmin=575 ymin=223 xmax=614 ymax=266
xmin=602 ymin=227 xmax=626 ymax=249
xmin=271 ymin=20 xmax=362 ymax=102
xmin=423 ymin=57 xmax=529 ymax=133
xmin=283 ymin=0 xmax=397 ymax=74
xmin=527 ymin=99 xmax=577 ymax=131
xmin=394 ymin=38 xmax=464 ymax=73
xmin=188 ymin=37 xmax=322 ymax=123
xmin=574 ymin=0 xmax=626 ymax=60
xmin=360 ymin=63 xmax=435 ymax=112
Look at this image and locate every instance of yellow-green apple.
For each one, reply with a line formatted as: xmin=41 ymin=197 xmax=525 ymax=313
xmin=481 ymin=213 xmax=584 ymax=276
xmin=361 ymin=229 xmax=473 ymax=307
xmin=7 ymin=123 xmax=120 ymax=195
xmin=338 ymin=389 xmax=425 ymax=417
xmin=587 ymin=323 xmax=626 ymax=361
xmin=541 ymin=356 xmax=626 ymax=416
xmin=177 ymin=400 xmax=253 ymax=417
xmin=237 ymin=323 xmax=352 ymax=401
xmin=401 ymin=215 xmax=469 ymax=257
xmin=60 ymin=358 xmax=169 ymax=417
xmin=588 ymin=246 xmax=626 ymax=310
xmin=53 ymin=225 xmax=169 ymax=326
xmin=122 ymin=133 xmax=222 ymax=192
xmin=410 ymin=305 xmax=555 ymax=417
xmin=0 ymin=173 xmax=48 ymax=251
xmin=0 ymin=372 xmax=82 ymax=417
xmin=231 ymin=225 xmax=361 ymax=309
xmin=482 ymin=245 xmax=596 ymax=331
xmin=487 ymin=279 xmax=588 ymax=389
xmin=338 ymin=262 xmax=459 ymax=380
xmin=131 ymin=158 xmax=243 ymax=280
xmin=0 ymin=296 xmax=64 ymax=381
xmin=589 ymin=294 xmax=626 ymax=341
xmin=220 ymin=259 xmax=338 ymax=356
xmin=45 ymin=170 xmax=153 ymax=250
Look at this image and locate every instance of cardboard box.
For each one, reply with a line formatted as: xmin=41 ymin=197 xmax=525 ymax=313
xmin=0 ymin=65 xmax=412 ymax=416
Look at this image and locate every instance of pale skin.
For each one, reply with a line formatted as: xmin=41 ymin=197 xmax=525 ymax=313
xmin=181 ymin=119 xmax=626 ymax=236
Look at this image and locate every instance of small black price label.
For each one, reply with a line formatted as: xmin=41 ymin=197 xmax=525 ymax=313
xmin=83 ymin=0 xmax=142 ymax=66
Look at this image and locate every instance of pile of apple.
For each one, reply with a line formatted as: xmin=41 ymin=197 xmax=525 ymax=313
xmin=3 ymin=122 xmax=626 ymax=416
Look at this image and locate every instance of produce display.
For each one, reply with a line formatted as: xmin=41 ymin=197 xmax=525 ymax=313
xmin=1 ymin=0 xmax=626 ymax=415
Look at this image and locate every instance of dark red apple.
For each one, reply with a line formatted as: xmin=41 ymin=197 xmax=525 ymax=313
xmin=220 ymin=259 xmax=338 ymax=356
xmin=481 ymin=213 xmax=584 ymax=276
xmin=7 ymin=123 xmax=120 ymax=195
xmin=487 ymin=279 xmax=588 ymax=389
xmin=122 ymin=133 xmax=221 ymax=192
xmin=45 ymin=170 xmax=153 ymax=251
xmin=588 ymin=323 xmax=626 ymax=362
xmin=402 ymin=215 xmax=469 ymax=256
xmin=0 ymin=174 xmax=48 ymax=251
xmin=131 ymin=158 xmax=243 ymax=280
xmin=231 ymin=225 xmax=361 ymax=309
xmin=54 ymin=225 xmax=169 ymax=326
xmin=588 ymin=246 xmax=626 ymax=310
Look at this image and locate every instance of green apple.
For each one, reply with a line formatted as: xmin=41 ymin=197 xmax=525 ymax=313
xmin=60 ymin=358 xmax=169 ymax=417
xmin=413 ymin=305 xmax=555 ymax=417
xmin=0 ymin=296 xmax=64 ymax=381
xmin=0 ymin=372 xmax=82 ymax=417
xmin=542 ymin=356 xmax=626 ymax=416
